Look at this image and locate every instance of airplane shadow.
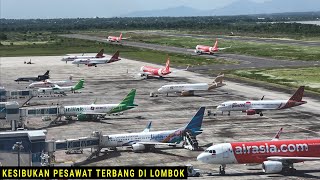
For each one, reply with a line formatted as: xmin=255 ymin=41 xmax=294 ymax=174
xmin=152 ymin=149 xmax=190 ymax=159
xmin=74 ymin=150 xmax=121 ymax=166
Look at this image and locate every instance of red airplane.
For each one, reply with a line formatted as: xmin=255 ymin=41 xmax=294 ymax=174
xmin=139 ymin=57 xmax=171 ymax=78
xmin=195 ymin=39 xmax=231 ymax=55
xmin=107 ymin=33 xmax=123 ymax=43
xmin=197 ymin=128 xmax=320 ymax=175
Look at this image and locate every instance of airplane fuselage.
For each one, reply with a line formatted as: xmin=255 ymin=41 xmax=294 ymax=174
xmin=64 ymin=104 xmax=118 ymax=116
xmin=61 ymin=55 xmax=98 ymax=62
xmin=158 ymin=83 xmax=209 ymax=93
xmin=195 ymin=45 xmax=217 ymax=54
xmin=197 ymin=139 xmax=320 ymax=165
xmin=29 ymin=80 xmax=72 ymax=88
xmin=140 ymin=66 xmax=170 ymax=77
xmin=37 ymin=86 xmax=74 ymax=94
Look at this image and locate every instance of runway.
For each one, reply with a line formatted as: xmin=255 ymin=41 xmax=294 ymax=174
xmin=59 ymin=34 xmax=320 ymax=71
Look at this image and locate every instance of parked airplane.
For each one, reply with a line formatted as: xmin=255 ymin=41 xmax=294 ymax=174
xmin=72 ymin=51 xmax=121 ymax=67
xmin=197 ymin=128 xmax=320 ymax=175
xmin=64 ymin=89 xmax=137 ymax=120
xmin=157 ymin=73 xmax=225 ymax=96
xmin=106 ymin=33 xmax=127 ymax=42
xmin=37 ymin=79 xmax=84 ymax=95
xmin=195 ymin=39 xmax=231 ymax=55
xmin=14 ymin=70 xmax=50 ymax=83
xmin=139 ymin=57 xmax=171 ymax=78
xmin=61 ymin=49 xmax=105 ymax=63
xmin=28 ymin=76 xmax=73 ymax=88
xmin=103 ymin=107 xmax=205 ymax=152
xmin=216 ymin=86 xmax=307 ymax=116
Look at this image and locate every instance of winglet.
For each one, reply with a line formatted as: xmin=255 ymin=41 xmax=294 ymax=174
xmin=143 ymin=121 xmax=152 ymax=132
xmin=272 ymin=128 xmax=283 ymax=141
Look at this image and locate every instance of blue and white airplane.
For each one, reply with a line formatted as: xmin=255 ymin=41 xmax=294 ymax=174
xmin=104 ymin=107 xmax=205 ymax=152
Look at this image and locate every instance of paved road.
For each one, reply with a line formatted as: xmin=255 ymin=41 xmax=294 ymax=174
xmin=132 ymin=31 xmax=320 ymax=47
xmin=60 ymin=34 xmax=320 ymax=71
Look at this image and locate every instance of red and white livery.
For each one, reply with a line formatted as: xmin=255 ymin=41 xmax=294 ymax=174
xmin=197 ymin=129 xmax=320 ymax=175
xmin=195 ymin=39 xmax=230 ymax=55
xmin=107 ymin=33 xmax=123 ymax=43
xmin=217 ymin=86 xmax=307 ymax=116
xmin=139 ymin=57 xmax=171 ymax=78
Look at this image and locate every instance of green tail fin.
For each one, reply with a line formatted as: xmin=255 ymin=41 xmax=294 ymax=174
xmin=73 ymin=79 xmax=84 ymax=91
xmin=120 ymin=89 xmax=136 ymax=106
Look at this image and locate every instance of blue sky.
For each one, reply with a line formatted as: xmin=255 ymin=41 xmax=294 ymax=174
xmin=0 ymin=0 xmax=270 ymax=19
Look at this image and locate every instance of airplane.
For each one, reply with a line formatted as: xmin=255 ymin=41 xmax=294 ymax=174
xmin=37 ymin=79 xmax=84 ymax=95
xmin=195 ymin=39 xmax=231 ymax=55
xmin=64 ymin=89 xmax=138 ymax=120
xmin=103 ymin=107 xmax=205 ymax=152
xmin=216 ymin=86 xmax=307 ymax=116
xmin=106 ymin=32 xmax=127 ymax=43
xmin=72 ymin=51 xmax=121 ymax=67
xmin=28 ymin=75 xmax=73 ymax=88
xmin=197 ymin=128 xmax=320 ymax=175
xmin=61 ymin=49 xmax=105 ymax=63
xmin=14 ymin=70 xmax=50 ymax=83
xmin=157 ymin=73 xmax=225 ymax=96
xmin=139 ymin=57 xmax=171 ymax=78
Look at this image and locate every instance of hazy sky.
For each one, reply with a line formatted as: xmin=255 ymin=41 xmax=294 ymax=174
xmin=0 ymin=0 xmax=270 ymax=19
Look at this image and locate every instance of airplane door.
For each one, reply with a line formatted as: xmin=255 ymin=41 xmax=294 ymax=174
xmin=222 ymin=145 xmax=229 ymax=159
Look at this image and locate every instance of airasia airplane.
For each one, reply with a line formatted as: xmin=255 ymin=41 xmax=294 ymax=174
xmin=107 ymin=33 xmax=124 ymax=43
xmin=197 ymin=128 xmax=320 ymax=175
xmin=195 ymin=39 xmax=231 ymax=55
xmin=216 ymin=86 xmax=307 ymax=116
xmin=139 ymin=57 xmax=171 ymax=78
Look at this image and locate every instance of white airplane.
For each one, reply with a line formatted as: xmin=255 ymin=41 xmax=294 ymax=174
xmin=28 ymin=76 xmax=73 ymax=88
xmin=64 ymin=89 xmax=137 ymax=120
xmin=216 ymin=86 xmax=307 ymax=116
xmin=103 ymin=107 xmax=205 ymax=152
xmin=157 ymin=73 xmax=225 ymax=96
xmin=37 ymin=79 xmax=84 ymax=95
xmin=72 ymin=51 xmax=120 ymax=67
xmin=61 ymin=49 xmax=105 ymax=63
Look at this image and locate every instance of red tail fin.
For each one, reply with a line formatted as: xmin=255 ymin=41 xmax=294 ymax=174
xmin=109 ymin=50 xmax=120 ymax=62
xmin=164 ymin=57 xmax=170 ymax=72
xmin=96 ymin=49 xmax=104 ymax=58
xmin=213 ymin=38 xmax=218 ymax=50
xmin=119 ymin=33 xmax=123 ymax=40
xmin=289 ymin=86 xmax=305 ymax=102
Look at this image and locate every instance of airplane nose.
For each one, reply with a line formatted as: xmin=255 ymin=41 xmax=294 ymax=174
xmin=197 ymin=153 xmax=206 ymax=163
xmin=157 ymin=88 xmax=163 ymax=93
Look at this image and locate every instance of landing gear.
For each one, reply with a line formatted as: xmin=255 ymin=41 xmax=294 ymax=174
xmin=259 ymin=112 xmax=263 ymax=116
xmin=219 ymin=165 xmax=226 ymax=175
xmin=282 ymin=164 xmax=296 ymax=175
xmin=228 ymin=111 xmax=230 ymax=116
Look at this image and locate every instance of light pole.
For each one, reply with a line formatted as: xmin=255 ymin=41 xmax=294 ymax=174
xmin=12 ymin=142 xmax=24 ymax=167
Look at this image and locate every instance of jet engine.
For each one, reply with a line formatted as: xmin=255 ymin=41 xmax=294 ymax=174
xmin=246 ymin=109 xmax=256 ymax=115
xmin=262 ymin=161 xmax=283 ymax=174
xmin=132 ymin=143 xmax=145 ymax=152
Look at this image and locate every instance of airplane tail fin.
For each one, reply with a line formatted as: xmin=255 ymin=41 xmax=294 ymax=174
xmin=143 ymin=121 xmax=152 ymax=132
xmin=109 ymin=51 xmax=121 ymax=63
xmin=73 ymin=79 xmax=84 ymax=91
xmin=44 ymin=70 xmax=50 ymax=76
xmin=119 ymin=33 xmax=123 ymax=40
xmin=213 ymin=39 xmax=218 ymax=50
xmin=213 ymin=73 xmax=224 ymax=84
xmin=95 ymin=49 xmax=104 ymax=58
xmin=119 ymin=89 xmax=137 ymax=106
xmin=163 ymin=57 xmax=170 ymax=73
xmin=289 ymin=86 xmax=305 ymax=102
xmin=272 ymin=128 xmax=283 ymax=141
xmin=184 ymin=107 xmax=205 ymax=135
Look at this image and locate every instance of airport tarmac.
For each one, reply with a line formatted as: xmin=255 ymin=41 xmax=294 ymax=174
xmin=60 ymin=34 xmax=320 ymax=71
xmin=1 ymin=55 xmax=320 ymax=179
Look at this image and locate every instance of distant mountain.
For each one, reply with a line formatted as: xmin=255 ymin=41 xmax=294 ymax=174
xmin=122 ymin=0 xmax=320 ymax=17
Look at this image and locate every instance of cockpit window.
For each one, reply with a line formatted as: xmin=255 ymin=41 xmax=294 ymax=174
xmin=209 ymin=150 xmax=216 ymax=154
xmin=220 ymin=104 xmax=225 ymax=107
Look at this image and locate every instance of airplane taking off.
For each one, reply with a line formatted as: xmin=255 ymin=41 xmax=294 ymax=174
xmin=72 ymin=51 xmax=121 ymax=67
xmin=195 ymin=39 xmax=231 ymax=55
xmin=216 ymin=86 xmax=307 ymax=116
xmin=64 ymin=89 xmax=137 ymax=120
xmin=14 ymin=70 xmax=50 ymax=83
xmin=37 ymin=79 xmax=84 ymax=95
xmin=61 ymin=49 xmax=105 ymax=63
xmin=197 ymin=128 xmax=320 ymax=175
xmin=28 ymin=76 xmax=73 ymax=88
xmin=139 ymin=57 xmax=171 ymax=78
xmin=157 ymin=73 xmax=225 ymax=96
xmin=103 ymin=107 xmax=205 ymax=152
xmin=106 ymin=33 xmax=128 ymax=43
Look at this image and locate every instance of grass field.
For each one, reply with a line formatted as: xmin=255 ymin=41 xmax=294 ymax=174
xmin=230 ymin=67 xmax=320 ymax=93
xmin=0 ymin=37 xmax=234 ymax=67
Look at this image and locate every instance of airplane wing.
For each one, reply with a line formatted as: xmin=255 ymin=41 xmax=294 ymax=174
xmin=267 ymin=156 xmax=320 ymax=163
xmin=52 ymin=84 xmax=61 ymax=90
xmin=171 ymin=65 xmax=190 ymax=73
